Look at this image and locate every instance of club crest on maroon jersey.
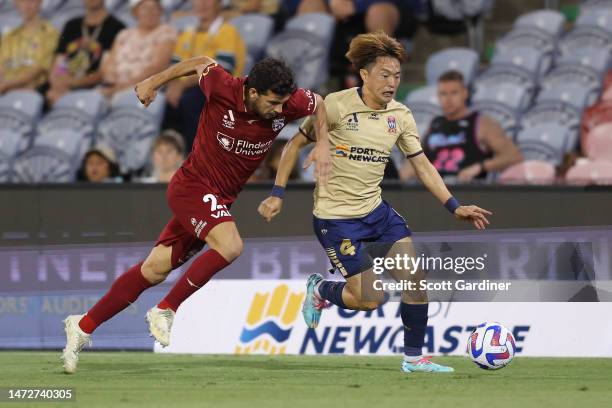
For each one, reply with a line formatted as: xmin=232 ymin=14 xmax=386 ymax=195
xmin=217 ymin=132 xmax=235 ymax=151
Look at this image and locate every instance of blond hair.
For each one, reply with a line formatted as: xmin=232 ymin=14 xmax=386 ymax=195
xmin=345 ymin=30 xmax=408 ymax=71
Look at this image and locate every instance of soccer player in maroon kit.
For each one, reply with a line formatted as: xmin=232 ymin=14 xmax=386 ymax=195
xmin=61 ymin=56 xmax=331 ymax=373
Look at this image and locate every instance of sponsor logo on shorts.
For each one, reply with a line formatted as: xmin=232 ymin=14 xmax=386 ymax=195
xmin=340 ymin=239 xmax=356 ymax=256
xmin=191 ymin=218 xmax=197 ymax=226
xmin=321 ymin=228 xmax=328 ymax=235
xmin=325 ymin=247 xmax=348 ymax=276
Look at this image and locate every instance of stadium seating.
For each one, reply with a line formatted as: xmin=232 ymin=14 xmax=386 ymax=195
xmin=516 ymin=123 xmax=571 ymax=165
xmin=230 ymin=14 xmax=274 ymax=74
xmin=265 ymin=13 xmax=334 ymax=91
xmin=575 ymin=7 xmax=612 ymax=35
xmin=514 ymin=9 xmax=565 ymax=38
xmin=499 ymin=160 xmax=556 ymax=184
xmin=490 ymin=46 xmax=547 ymax=80
xmin=0 ymin=90 xmax=44 ymax=150
xmin=0 ymin=14 xmax=21 ymax=36
xmin=566 ymin=159 xmax=612 ymax=184
xmin=0 ymin=129 xmax=21 ymax=183
xmin=471 ymin=82 xmax=530 ymax=137
xmin=12 ymin=129 xmax=88 ymax=183
xmin=97 ymin=91 xmax=166 ymax=173
xmin=541 ymin=65 xmax=602 ymax=105
xmin=425 ymin=48 xmax=480 ymax=86
xmin=405 ymin=85 xmax=442 ymax=136
xmin=37 ymin=90 xmax=107 ymax=142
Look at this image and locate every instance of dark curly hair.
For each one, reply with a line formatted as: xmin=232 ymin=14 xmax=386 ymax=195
xmin=245 ymin=58 xmax=297 ymax=96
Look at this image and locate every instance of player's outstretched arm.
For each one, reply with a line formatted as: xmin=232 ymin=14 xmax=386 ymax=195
xmin=134 ymin=56 xmax=216 ymax=106
xmin=408 ymin=153 xmax=493 ymax=230
xmin=303 ymin=95 xmax=332 ymax=185
xmin=258 ymin=132 xmax=312 ymax=222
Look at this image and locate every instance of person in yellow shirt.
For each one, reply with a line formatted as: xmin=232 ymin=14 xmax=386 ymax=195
xmin=0 ymin=0 xmax=58 ymax=94
xmin=164 ymin=0 xmax=247 ymax=150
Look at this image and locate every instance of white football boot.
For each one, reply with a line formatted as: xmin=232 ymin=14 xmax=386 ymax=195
xmin=145 ymin=307 xmax=175 ymax=347
xmin=61 ymin=315 xmax=92 ymax=374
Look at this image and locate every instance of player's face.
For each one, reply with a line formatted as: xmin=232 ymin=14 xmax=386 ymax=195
xmin=361 ymin=56 xmax=401 ymax=106
xmin=134 ymin=0 xmax=163 ymax=29
xmin=249 ymin=90 xmax=291 ymax=120
xmin=153 ymin=143 xmax=182 ymax=173
xmin=437 ymin=80 xmax=468 ymax=117
xmin=15 ymin=0 xmax=41 ymax=20
xmin=85 ymin=153 xmax=111 ymax=183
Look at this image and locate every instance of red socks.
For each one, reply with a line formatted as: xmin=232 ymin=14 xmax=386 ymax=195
xmin=77 ymin=249 xmax=230 ymax=334
xmin=158 ymin=249 xmax=229 ymax=312
xmin=78 ymin=262 xmax=154 ymax=334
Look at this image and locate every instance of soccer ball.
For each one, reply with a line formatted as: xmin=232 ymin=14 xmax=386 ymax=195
xmin=467 ymin=322 xmax=517 ymax=370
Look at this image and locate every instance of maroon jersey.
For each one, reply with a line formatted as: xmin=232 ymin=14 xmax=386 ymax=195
xmin=176 ymin=63 xmax=317 ymax=203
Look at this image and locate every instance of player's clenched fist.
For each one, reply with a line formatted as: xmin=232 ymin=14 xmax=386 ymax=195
xmin=135 ymin=78 xmax=157 ymax=107
xmin=258 ymin=196 xmax=283 ymax=222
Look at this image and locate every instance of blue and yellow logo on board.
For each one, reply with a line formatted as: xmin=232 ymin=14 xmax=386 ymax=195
xmin=235 ymin=285 xmax=304 ymax=355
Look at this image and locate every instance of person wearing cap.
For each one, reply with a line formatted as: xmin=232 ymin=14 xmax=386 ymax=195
xmin=138 ymin=130 xmax=185 ymax=183
xmin=99 ymin=0 xmax=177 ymax=99
xmin=76 ymin=145 xmax=123 ymax=183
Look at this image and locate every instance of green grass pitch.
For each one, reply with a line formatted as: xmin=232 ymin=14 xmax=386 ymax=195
xmin=0 ymin=352 xmax=611 ymax=408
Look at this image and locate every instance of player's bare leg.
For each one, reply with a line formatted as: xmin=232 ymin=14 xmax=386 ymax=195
xmin=62 ymin=244 xmax=173 ymax=373
xmin=152 ymin=221 xmax=243 ymax=345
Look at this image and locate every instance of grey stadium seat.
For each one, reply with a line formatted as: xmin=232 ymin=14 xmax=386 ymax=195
xmin=495 ymin=27 xmax=556 ymax=74
xmin=0 ymin=129 xmax=21 ymax=182
xmin=471 ymin=83 xmax=530 ymax=138
xmin=12 ymin=129 xmax=89 ymax=183
xmin=405 ymin=85 xmax=441 ymax=136
xmin=556 ymin=46 xmax=612 ymax=77
xmin=473 ymin=66 xmax=537 ymax=101
xmin=541 ymin=65 xmax=602 ymax=102
xmin=0 ymin=14 xmax=21 ymax=36
xmin=491 ymin=46 xmax=547 ymax=80
xmin=575 ymin=7 xmax=612 ymax=35
xmin=514 ymin=9 xmax=565 ymax=38
xmin=37 ymin=90 xmax=106 ymax=140
xmin=536 ymin=84 xmax=591 ymax=113
xmin=98 ymin=93 xmax=167 ymax=173
xmin=230 ymin=14 xmax=274 ymax=58
xmin=285 ymin=12 xmax=335 ymax=48
xmin=266 ymin=29 xmax=331 ymax=91
xmin=516 ymin=123 xmax=572 ymax=165
xmin=0 ymin=90 xmax=44 ymax=149
xmin=426 ymin=47 xmax=480 ymax=86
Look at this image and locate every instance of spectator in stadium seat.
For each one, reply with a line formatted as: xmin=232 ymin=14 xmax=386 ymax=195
xmin=76 ymin=145 xmax=123 ymax=183
xmin=45 ymin=0 xmax=125 ymax=106
xmin=98 ymin=0 xmax=176 ymax=99
xmin=163 ymin=0 xmax=247 ymax=151
xmin=294 ymin=0 xmax=418 ymax=86
xmin=0 ymin=0 xmax=58 ymax=94
xmin=400 ymin=70 xmax=523 ymax=182
xmin=138 ymin=130 xmax=186 ymax=183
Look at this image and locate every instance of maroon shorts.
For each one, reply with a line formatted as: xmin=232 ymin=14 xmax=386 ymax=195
xmin=155 ymin=177 xmax=234 ymax=268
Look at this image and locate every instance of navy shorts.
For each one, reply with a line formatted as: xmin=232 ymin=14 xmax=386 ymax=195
xmin=313 ymin=201 xmax=412 ymax=278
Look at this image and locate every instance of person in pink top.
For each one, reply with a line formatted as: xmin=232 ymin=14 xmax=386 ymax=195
xmin=99 ymin=0 xmax=177 ymax=98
